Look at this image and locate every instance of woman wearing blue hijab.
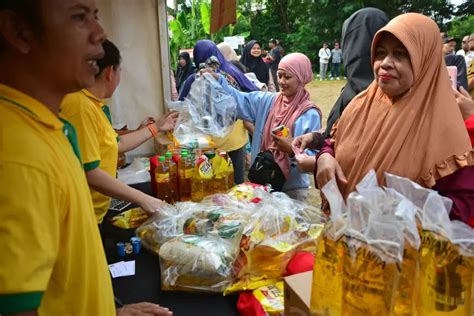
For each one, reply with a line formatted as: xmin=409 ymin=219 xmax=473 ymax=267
xmin=179 ymin=40 xmax=258 ymax=185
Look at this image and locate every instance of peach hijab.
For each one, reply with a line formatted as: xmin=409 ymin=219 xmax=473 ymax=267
xmin=334 ymin=13 xmax=474 ymax=197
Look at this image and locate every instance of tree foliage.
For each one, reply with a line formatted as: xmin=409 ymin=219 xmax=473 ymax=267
xmin=168 ymin=0 xmax=469 ymax=69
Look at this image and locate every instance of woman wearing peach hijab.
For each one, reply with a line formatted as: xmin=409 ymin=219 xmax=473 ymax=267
xmin=315 ymin=13 xmax=474 ymax=227
xmin=212 ymin=53 xmax=322 ymax=201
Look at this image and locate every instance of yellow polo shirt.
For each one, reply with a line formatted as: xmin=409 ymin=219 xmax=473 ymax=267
xmin=0 ymin=84 xmax=115 ymax=315
xmin=61 ymin=89 xmax=119 ymax=223
xmin=214 ymin=119 xmax=248 ymax=152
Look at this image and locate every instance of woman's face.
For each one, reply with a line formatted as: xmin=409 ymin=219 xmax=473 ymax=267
xmin=373 ymin=33 xmax=414 ymax=98
xmin=179 ymin=57 xmax=187 ymax=67
xmin=250 ymin=43 xmax=262 ymax=58
xmin=277 ymin=70 xmax=299 ymax=97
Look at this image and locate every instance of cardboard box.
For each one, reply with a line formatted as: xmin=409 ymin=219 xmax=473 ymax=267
xmin=284 ymin=271 xmax=312 ymax=316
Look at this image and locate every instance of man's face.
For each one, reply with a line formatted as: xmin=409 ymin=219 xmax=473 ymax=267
xmin=469 ymin=34 xmax=474 ymax=51
xmin=462 ymin=35 xmax=469 ymax=51
xmin=335 ymin=43 xmax=339 ymax=49
xmin=30 ymin=0 xmax=106 ymax=93
xmin=323 ymin=43 xmax=328 ymax=49
xmin=268 ymin=42 xmax=275 ymax=49
xmin=448 ymin=40 xmax=456 ymax=52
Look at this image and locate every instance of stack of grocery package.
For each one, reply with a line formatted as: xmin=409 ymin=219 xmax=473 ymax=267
xmin=310 ymin=170 xmax=474 ymax=316
xmin=136 ymin=183 xmax=326 ymax=296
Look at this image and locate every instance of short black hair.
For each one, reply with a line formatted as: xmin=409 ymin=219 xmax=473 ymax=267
xmin=0 ymin=0 xmax=42 ymax=52
xmin=269 ymin=39 xmax=277 ymax=45
xmin=96 ymin=39 xmax=121 ymax=77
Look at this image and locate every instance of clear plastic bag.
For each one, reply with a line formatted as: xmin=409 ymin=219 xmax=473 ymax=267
xmin=386 ymin=172 xmax=474 ymax=316
xmin=168 ymin=74 xmax=237 ymax=149
xmin=225 ymin=191 xmax=325 ymax=294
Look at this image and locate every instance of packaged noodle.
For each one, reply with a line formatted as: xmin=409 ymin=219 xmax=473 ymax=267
xmin=237 ymin=281 xmax=284 ymax=316
xmin=136 ymin=203 xmax=196 ymax=254
xmin=159 ymin=234 xmax=239 ymax=292
xmin=111 ymin=207 xmax=149 ymax=229
xmin=226 ymin=191 xmax=325 ymax=294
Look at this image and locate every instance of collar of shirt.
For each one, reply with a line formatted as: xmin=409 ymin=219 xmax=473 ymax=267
xmin=0 ymin=83 xmax=63 ymax=130
xmin=81 ymin=89 xmax=105 ymax=108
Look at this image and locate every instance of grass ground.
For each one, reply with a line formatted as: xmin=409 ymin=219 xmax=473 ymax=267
xmin=299 ymin=78 xmax=346 ymax=206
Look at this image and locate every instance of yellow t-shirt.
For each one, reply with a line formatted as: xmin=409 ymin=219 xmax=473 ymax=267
xmin=214 ymin=119 xmax=248 ymax=152
xmin=61 ymin=89 xmax=119 ymax=223
xmin=0 ymin=84 xmax=115 ymax=315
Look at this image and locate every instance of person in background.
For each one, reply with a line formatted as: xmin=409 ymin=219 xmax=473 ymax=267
xmin=454 ymin=86 xmax=474 ymax=146
xmin=240 ymin=40 xmax=271 ymax=88
xmin=0 ymin=0 xmax=171 ymax=315
xmin=170 ymin=69 xmax=178 ymax=101
xmin=314 ymin=13 xmax=474 ymax=227
xmin=175 ymin=51 xmax=194 ymax=94
xmin=293 ymin=7 xmax=389 ymax=172
xmin=276 ymin=39 xmax=285 ymax=57
xmin=61 ymin=40 xmax=178 ymax=224
xmin=442 ymin=33 xmax=457 ymax=56
xmin=179 ymin=40 xmax=259 ymax=185
xmin=457 ymin=35 xmax=470 ymax=58
xmin=210 ymin=53 xmax=322 ymax=201
xmin=318 ymin=42 xmax=331 ymax=80
xmin=467 ymin=33 xmax=474 ymax=97
xmin=266 ymin=38 xmax=282 ymax=91
xmin=330 ymin=42 xmax=342 ymax=80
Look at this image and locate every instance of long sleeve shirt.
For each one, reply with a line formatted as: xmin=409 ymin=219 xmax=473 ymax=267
xmin=217 ymin=75 xmax=321 ymax=191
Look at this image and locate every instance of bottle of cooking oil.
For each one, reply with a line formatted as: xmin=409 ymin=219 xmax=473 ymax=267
xmin=165 ymin=151 xmax=178 ymax=203
xmin=155 ymin=156 xmax=171 ymax=203
xmin=224 ymin=151 xmax=235 ymax=189
xmin=211 ymin=151 xmax=228 ymax=193
xmin=178 ymin=150 xmax=192 ymax=201
xmin=190 ymin=155 xmax=213 ymax=202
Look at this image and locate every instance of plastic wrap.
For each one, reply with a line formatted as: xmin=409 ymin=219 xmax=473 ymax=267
xmin=225 ymin=191 xmax=325 ymax=294
xmin=168 ymin=74 xmax=237 ymax=150
xmin=386 ymin=172 xmax=474 ymax=316
xmin=156 ymin=194 xmax=255 ymax=292
xmin=237 ymin=282 xmax=284 ymax=316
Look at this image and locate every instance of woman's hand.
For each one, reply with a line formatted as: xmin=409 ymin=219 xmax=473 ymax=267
xmin=453 ymin=86 xmax=474 ymax=120
xmin=295 ymin=155 xmax=315 ymax=173
xmin=316 ymin=153 xmax=347 ymax=189
xmin=292 ymin=132 xmax=315 ymax=153
xmin=272 ymin=134 xmax=294 ymax=155
xmin=154 ymin=111 xmax=179 ymax=132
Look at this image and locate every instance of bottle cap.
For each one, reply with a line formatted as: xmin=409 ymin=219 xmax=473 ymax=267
xmin=159 ymin=156 xmax=165 ymax=162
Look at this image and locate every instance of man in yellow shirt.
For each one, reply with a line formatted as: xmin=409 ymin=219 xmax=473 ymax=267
xmin=0 ymin=1 xmax=171 ymax=315
xmin=62 ymin=40 xmax=178 ymax=223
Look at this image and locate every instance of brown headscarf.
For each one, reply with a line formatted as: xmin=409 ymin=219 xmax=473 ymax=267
xmin=334 ymin=13 xmax=474 ymax=198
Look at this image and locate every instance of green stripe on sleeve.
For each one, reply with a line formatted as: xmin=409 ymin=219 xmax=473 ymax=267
xmin=84 ymin=160 xmax=100 ymax=171
xmin=0 ymin=292 xmax=43 ymax=313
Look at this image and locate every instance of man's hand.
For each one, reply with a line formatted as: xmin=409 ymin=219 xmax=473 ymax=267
xmin=295 ymin=155 xmax=316 ymax=173
xmin=117 ymin=302 xmax=172 ymax=316
xmin=292 ymin=132 xmax=315 ymax=153
xmin=154 ymin=112 xmax=179 ymax=132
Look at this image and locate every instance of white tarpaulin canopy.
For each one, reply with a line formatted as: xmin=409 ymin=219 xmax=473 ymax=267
xmin=97 ymin=0 xmax=170 ymax=157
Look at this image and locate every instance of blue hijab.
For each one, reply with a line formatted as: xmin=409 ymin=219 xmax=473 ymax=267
xmin=179 ymin=40 xmax=258 ymax=100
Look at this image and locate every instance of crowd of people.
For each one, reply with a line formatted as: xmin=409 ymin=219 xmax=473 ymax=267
xmin=1 ymin=0 xmax=473 ymax=315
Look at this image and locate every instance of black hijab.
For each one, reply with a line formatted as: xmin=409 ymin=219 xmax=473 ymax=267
xmin=176 ymin=52 xmax=195 ymax=92
xmin=325 ymin=8 xmax=389 ymax=136
xmin=240 ymin=40 xmax=269 ymax=84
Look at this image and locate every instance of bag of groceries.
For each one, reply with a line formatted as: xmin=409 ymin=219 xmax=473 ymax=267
xmin=168 ymin=74 xmax=237 ymax=150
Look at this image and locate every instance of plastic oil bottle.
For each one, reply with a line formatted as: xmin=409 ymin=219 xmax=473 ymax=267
xmin=212 ymin=151 xmax=229 ymax=193
xmin=155 ymin=156 xmax=171 ymax=203
xmin=165 ymin=151 xmax=179 ymax=203
xmin=190 ymin=155 xmax=213 ymax=202
xmin=178 ymin=149 xmax=192 ymax=201
xmin=219 ymin=151 xmax=234 ymax=190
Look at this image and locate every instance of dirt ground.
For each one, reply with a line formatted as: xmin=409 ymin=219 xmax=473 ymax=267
xmin=300 ymin=79 xmax=346 ymax=206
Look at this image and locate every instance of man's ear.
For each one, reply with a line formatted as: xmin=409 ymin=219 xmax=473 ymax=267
xmin=104 ymin=65 xmax=114 ymax=82
xmin=0 ymin=11 xmax=35 ymax=54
